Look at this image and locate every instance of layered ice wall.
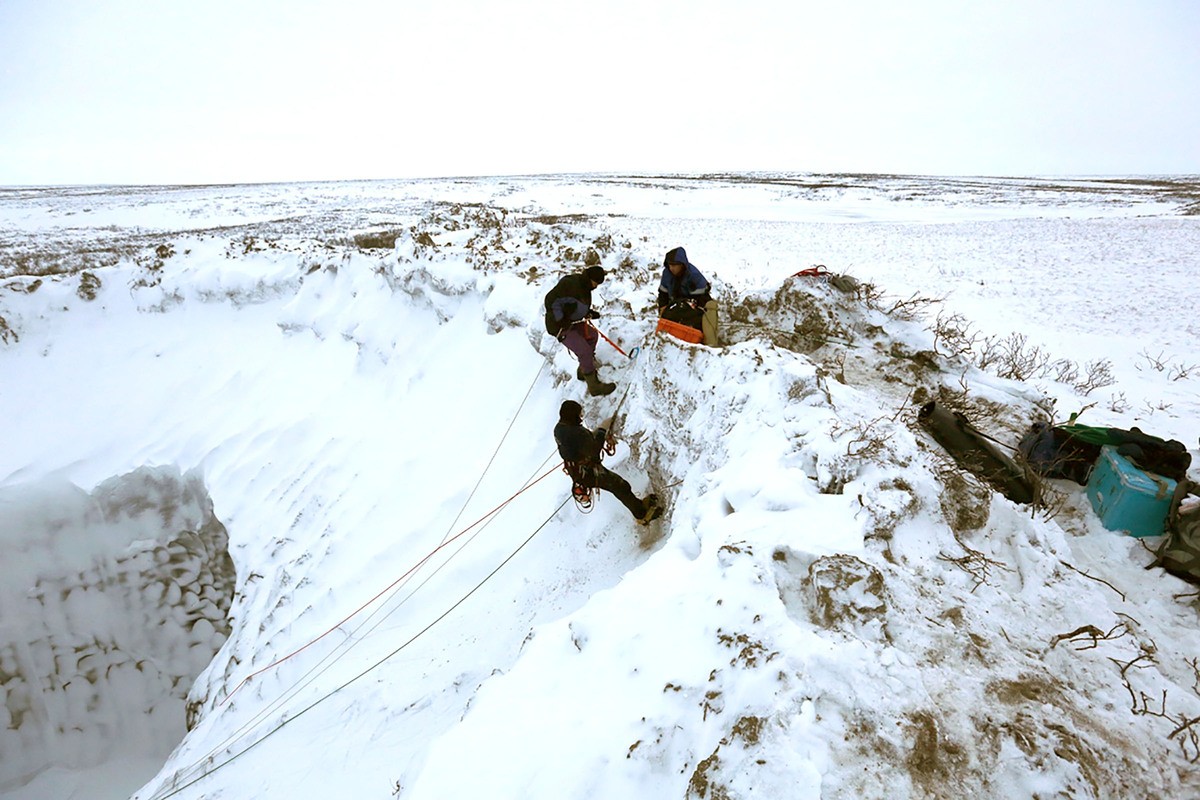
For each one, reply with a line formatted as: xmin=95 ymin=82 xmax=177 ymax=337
xmin=0 ymin=466 xmax=235 ymax=794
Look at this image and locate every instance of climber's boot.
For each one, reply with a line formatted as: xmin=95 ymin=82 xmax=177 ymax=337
xmin=582 ymin=370 xmax=616 ymax=396
xmin=638 ymin=494 xmax=663 ymax=525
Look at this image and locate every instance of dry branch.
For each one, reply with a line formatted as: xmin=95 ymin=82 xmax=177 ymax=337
xmin=1050 ymin=622 xmax=1130 ymax=650
xmin=1058 ymin=560 xmax=1127 ymax=601
xmin=938 ymin=533 xmax=1011 ymax=592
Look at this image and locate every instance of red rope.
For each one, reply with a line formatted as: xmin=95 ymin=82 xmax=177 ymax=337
xmin=220 ymin=464 xmax=561 ymax=706
xmin=588 ymin=320 xmax=630 ymax=358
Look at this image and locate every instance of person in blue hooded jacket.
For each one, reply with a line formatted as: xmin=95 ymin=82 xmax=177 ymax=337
xmin=658 ymin=246 xmax=718 ymax=345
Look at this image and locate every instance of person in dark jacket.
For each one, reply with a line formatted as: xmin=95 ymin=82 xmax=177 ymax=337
xmin=658 ymin=247 xmax=718 ymax=345
xmin=544 ymin=265 xmax=615 ymax=396
xmin=554 ymin=400 xmax=661 ymax=524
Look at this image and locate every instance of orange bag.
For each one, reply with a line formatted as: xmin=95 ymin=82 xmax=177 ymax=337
xmin=655 ymin=317 xmax=703 ymax=344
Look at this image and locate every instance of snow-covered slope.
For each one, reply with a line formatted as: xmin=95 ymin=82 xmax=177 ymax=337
xmin=1 ymin=175 xmax=1198 ymax=800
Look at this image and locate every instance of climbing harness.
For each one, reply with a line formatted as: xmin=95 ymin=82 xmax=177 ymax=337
xmin=562 ymin=412 xmax=621 ymax=513
xmin=562 ymin=460 xmax=591 ymax=509
xmin=563 ymin=370 xmax=630 ymax=513
xmin=568 ymin=469 xmax=594 ymax=511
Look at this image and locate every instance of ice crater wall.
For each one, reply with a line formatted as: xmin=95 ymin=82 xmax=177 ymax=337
xmin=0 ymin=466 xmax=235 ymax=791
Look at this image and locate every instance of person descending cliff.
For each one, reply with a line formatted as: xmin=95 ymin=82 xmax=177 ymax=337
xmin=544 ymin=266 xmax=616 ymax=396
xmin=553 ymin=400 xmax=662 ymax=524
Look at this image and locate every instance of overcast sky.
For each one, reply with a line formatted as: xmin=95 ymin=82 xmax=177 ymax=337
xmin=2 ymin=0 xmax=1198 ymax=186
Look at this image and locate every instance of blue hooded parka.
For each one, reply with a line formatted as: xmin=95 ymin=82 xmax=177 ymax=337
xmin=658 ymin=247 xmax=711 ymax=310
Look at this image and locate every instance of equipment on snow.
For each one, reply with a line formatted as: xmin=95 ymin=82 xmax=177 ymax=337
xmin=1017 ymin=421 xmax=1100 ymax=485
xmin=1017 ymin=420 xmax=1190 ymax=485
xmin=917 ymin=401 xmax=1034 ymax=505
xmin=1056 ymin=422 xmax=1190 ymax=482
xmin=655 ymin=316 xmax=704 ymax=344
xmin=792 ymin=264 xmax=859 ymax=294
xmin=1086 ymin=446 xmax=1178 ymax=538
xmin=1149 ymin=479 xmax=1200 ymax=584
xmin=570 ymin=473 xmax=595 ymax=510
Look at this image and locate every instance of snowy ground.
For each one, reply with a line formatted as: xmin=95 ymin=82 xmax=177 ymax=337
xmin=1 ymin=174 xmax=1198 ymax=800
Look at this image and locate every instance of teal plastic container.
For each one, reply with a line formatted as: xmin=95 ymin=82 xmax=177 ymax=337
xmin=1086 ymin=446 xmax=1177 ymax=537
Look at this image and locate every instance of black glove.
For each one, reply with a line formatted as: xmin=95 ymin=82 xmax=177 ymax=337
xmin=587 ymin=309 xmax=601 ymax=319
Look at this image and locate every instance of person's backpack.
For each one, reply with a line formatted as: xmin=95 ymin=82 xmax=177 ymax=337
xmin=1017 ymin=421 xmax=1099 ymax=485
xmin=544 ymin=307 xmax=562 ymax=338
xmin=1018 ymin=421 xmax=1190 ymax=485
xmin=1149 ymin=479 xmax=1200 ymax=585
xmin=1057 ymin=423 xmax=1190 ymax=482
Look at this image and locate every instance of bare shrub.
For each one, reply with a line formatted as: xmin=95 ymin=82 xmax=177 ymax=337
xmin=969 ymin=332 xmax=1112 ymax=397
xmin=991 ymin=333 xmax=1050 ymax=381
xmin=859 ymin=280 xmax=888 ymax=310
xmin=1028 ymin=472 xmax=1071 ymax=522
xmin=1050 ymin=358 xmax=1080 ymax=386
xmin=884 ymin=291 xmax=945 ymax=321
xmin=1031 ymin=392 xmax=1058 ymax=420
xmin=827 ymin=350 xmax=848 ymax=384
xmin=1133 ymin=348 xmax=1200 ymax=381
xmin=927 ymin=383 xmax=1010 ymax=434
xmin=1073 ymin=359 xmax=1115 ymax=396
xmin=1105 ymin=646 xmax=1200 ymax=763
xmin=1050 ymin=621 xmax=1131 ymax=651
xmin=974 ymin=334 xmax=1003 ymax=372
xmin=1138 ymin=349 xmax=1168 ymax=372
xmin=938 ymin=532 xmax=1011 ymax=592
xmin=1170 ymin=362 xmax=1199 ymax=382
xmin=931 ymin=311 xmax=979 ymax=360
xmin=830 ymin=415 xmax=891 ymax=460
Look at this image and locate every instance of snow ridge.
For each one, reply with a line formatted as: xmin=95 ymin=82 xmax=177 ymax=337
xmin=1 ymin=178 xmax=1198 ymax=800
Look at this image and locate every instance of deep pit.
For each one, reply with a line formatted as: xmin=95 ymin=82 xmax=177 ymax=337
xmin=0 ymin=466 xmax=235 ymax=799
